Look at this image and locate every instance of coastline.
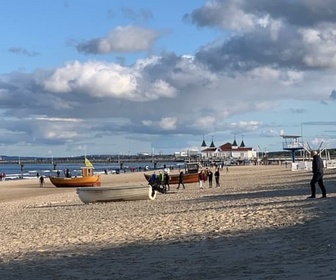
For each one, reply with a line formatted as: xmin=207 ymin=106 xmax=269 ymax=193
xmin=0 ymin=170 xmax=149 ymax=203
xmin=0 ymin=160 xmax=182 ymax=181
xmin=1 ymin=165 xmax=336 ymax=279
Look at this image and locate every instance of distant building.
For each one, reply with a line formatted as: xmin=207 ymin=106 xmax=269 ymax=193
xmin=188 ymin=149 xmax=198 ymax=156
xmin=174 ymin=150 xmax=199 ymax=158
xmin=201 ymin=137 xmax=256 ymax=161
xmin=137 ymin=152 xmax=150 ymax=156
xmin=174 ymin=151 xmax=188 ymax=157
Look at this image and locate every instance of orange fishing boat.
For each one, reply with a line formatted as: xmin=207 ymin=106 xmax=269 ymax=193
xmin=49 ymin=158 xmax=101 ymax=188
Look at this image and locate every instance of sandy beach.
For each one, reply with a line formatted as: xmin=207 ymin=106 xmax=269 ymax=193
xmin=0 ymin=165 xmax=335 ymax=279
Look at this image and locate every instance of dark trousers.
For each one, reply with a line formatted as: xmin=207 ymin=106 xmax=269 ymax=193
xmin=310 ymin=173 xmax=326 ymax=197
xmin=177 ymin=182 xmax=185 ymax=189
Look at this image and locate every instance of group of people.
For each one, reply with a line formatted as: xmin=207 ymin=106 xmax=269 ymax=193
xmin=198 ymin=168 xmax=221 ymax=189
xmin=148 ymin=170 xmax=170 ymax=194
xmin=148 ymin=150 xmax=327 ymax=199
xmin=149 ymin=167 xmax=223 ymax=193
xmin=0 ymin=172 xmax=6 ymax=181
xmin=176 ymin=167 xmax=221 ymax=190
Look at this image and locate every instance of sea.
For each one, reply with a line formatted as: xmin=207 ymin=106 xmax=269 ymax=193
xmin=0 ymin=161 xmax=185 ymax=181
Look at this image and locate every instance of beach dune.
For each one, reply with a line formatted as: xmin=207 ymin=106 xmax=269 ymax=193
xmin=0 ymin=165 xmax=335 ymax=279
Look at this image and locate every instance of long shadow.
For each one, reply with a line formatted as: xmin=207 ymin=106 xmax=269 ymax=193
xmin=1 ymin=206 xmax=336 ymax=280
xmin=162 ymin=180 xmax=336 ymax=217
xmin=199 ymin=185 xmax=335 ymax=202
xmin=1 ymin=178 xmax=336 ymax=279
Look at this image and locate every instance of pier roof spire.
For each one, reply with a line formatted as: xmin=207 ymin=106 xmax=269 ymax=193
xmin=201 ymin=134 xmax=207 ymax=147
xmin=240 ymin=135 xmax=245 ymax=147
xmin=209 ymin=136 xmax=215 ymax=148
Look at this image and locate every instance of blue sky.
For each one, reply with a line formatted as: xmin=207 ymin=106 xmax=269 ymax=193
xmin=0 ymin=0 xmax=335 ymax=157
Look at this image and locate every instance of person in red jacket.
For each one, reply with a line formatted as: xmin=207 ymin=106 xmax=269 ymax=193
xmin=199 ymin=170 xmax=206 ymax=189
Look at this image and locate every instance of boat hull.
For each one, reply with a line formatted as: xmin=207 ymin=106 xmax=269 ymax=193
xmin=76 ymin=185 xmax=156 ymax=203
xmin=144 ymin=172 xmax=199 ymax=184
xmin=49 ymin=175 xmax=101 ymax=188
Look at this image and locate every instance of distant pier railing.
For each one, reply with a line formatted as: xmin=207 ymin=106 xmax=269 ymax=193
xmin=0 ymin=155 xmax=197 ymax=165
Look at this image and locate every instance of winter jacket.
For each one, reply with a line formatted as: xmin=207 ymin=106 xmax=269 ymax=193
xmin=312 ymin=155 xmax=324 ymax=175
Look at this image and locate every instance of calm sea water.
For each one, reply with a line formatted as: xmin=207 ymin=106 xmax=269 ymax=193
xmin=0 ymin=161 xmax=184 ymax=180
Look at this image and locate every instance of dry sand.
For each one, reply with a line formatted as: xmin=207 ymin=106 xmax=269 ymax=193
xmin=0 ymin=165 xmax=335 ymax=279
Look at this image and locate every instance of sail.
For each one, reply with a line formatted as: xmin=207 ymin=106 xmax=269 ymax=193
xmin=85 ymin=158 xmax=93 ymax=167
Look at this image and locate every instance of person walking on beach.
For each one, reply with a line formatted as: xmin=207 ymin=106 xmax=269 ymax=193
xmin=177 ymin=171 xmax=185 ymax=189
xmin=308 ymin=151 xmax=327 ymax=198
xmin=215 ymin=168 xmax=220 ymax=187
xmin=207 ymin=169 xmax=213 ymax=188
xmin=164 ymin=171 xmax=170 ymax=192
xmin=39 ymin=175 xmax=44 ymax=187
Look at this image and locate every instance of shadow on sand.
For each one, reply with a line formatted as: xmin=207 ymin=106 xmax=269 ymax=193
xmin=1 ymin=179 xmax=336 ymax=280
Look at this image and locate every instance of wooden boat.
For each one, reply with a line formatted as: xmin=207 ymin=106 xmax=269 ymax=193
xmin=144 ymin=172 xmax=199 ymax=184
xmin=77 ymin=185 xmax=156 ymax=203
xmin=144 ymin=162 xmax=200 ymax=184
xmin=49 ymin=158 xmax=101 ymax=188
xmin=49 ymin=175 xmax=101 ymax=188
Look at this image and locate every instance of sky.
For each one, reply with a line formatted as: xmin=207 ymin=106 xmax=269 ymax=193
xmin=1 ymin=0 xmax=336 ymax=157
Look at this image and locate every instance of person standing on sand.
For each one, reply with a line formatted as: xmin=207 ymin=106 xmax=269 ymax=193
xmin=164 ymin=171 xmax=170 ymax=192
xmin=159 ymin=171 xmax=164 ymax=188
xmin=198 ymin=170 xmax=205 ymax=189
xmin=177 ymin=171 xmax=185 ymax=189
xmin=215 ymin=168 xmax=220 ymax=187
xmin=207 ymin=169 xmax=213 ymax=188
xmin=308 ymin=151 xmax=327 ymax=199
xmin=39 ymin=175 xmax=44 ymax=187
xmin=149 ymin=171 xmax=157 ymax=186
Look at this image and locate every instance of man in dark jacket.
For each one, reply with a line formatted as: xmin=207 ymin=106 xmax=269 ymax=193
xmin=177 ymin=171 xmax=185 ymax=189
xmin=309 ymin=151 xmax=327 ymax=198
